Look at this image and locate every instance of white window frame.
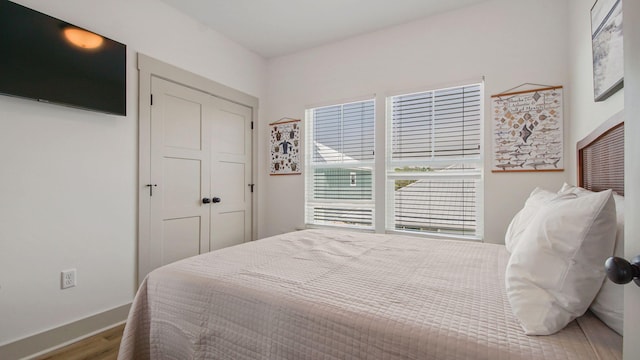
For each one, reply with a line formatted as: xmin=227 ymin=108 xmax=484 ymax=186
xmin=385 ymin=82 xmax=484 ymax=240
xmin=304 ymin=99 xmax=376 ymax=230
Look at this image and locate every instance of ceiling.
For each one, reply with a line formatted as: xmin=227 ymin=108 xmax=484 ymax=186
xmin=159 ymin=0 xmax=490 ymax=58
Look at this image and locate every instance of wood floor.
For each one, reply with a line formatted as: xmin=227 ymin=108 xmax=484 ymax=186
xmin=33 ymin=324 xmax=125 ymax=360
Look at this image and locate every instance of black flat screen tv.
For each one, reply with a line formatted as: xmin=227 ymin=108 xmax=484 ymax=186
xmin=0 ymin=0 xmax=126 ymax=116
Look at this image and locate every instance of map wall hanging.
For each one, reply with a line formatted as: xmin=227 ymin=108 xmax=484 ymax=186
xmin=269 ymin=118 xmax=301 ymax=175
xmin=491 ymin=86 xmax=564 ymax=172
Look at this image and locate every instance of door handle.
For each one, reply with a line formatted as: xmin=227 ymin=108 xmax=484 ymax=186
xmin=212 ymin=197 xmax=221 ymax=203
xmin=146 ymin=184 xmax=158 ymax=196
xmin=202 ymin=198 xmax=211 ymax=204
xmin=606 ymin=256 xmax=640 ymax=286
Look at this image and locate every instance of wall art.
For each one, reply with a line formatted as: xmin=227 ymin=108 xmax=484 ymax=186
xmin=491 ymin=86 xmax=564 ymax=172
xmin=269 ymin=118 xmax=301 ymax=175
xmin=591 ymin=0 xmax=624 ymax=101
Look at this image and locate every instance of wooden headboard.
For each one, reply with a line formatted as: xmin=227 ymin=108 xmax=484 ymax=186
xmin=577 ymin=111 xmax=624 ymax=195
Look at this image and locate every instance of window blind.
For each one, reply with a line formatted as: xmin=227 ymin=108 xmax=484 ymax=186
xmin=391 ymin=85 xmax=481 ymax=160
xmin=306 ymin=100 xmax=375 ymax=229
xmin=387 ymin=83 xmax=483 ymax=238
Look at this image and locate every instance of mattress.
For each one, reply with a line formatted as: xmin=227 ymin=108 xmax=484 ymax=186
xmin=118 ymin=229 xmax=621 ymax=360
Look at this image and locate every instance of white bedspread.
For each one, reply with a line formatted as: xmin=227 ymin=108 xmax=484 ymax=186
xmin=118 ymin=229 xmax=621 ymax=359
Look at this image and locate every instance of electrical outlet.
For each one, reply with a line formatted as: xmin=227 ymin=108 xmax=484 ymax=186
xmin=61 ymin=269 xmax=76 ymax=289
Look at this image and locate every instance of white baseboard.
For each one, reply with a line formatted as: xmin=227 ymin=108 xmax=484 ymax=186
xmin=0 ymin=303 xmax=131 ymax=360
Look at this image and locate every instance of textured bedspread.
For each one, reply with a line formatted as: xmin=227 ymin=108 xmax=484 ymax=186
xmin=118 ymin=229 xmax=620 ymax=360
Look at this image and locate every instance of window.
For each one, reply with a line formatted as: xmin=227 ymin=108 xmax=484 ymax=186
xmin=304 ymin=83 xmax=483 ymax=239
xmin=386 ymin=83 xmax=483 ymax=238
xmin=305 ymin=100 xmax=375 ymax=229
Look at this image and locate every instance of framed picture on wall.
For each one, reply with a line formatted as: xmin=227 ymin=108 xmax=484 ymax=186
xmin=591 ymin=0 xmax=624 ymax=102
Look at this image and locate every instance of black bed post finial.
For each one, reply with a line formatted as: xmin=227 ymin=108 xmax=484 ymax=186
xmin=605 ymin=256 xmax=640 ymax=287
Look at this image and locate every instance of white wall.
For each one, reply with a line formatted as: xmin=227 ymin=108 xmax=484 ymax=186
xmin=566 ymin=0 xmax=623 ymax=181
xmin=0 ymin=0 xmax=266 ymax=346
xmin=264 ymin=0 xmax=570 ymax=242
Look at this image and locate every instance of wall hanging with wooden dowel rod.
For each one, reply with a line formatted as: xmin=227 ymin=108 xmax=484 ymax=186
xmin=269 ymin=117 xmax=302 ymax=175
xmin=490 ymin=83 xmax=564 ymax=173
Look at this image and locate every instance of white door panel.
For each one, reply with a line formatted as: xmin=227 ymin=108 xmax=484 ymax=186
xmin=212 ymin=211 xmax=246 ymax=250
xmin=214 ymin=109 xmax=246 ymax=155
xmin=161 ymin=217 xmax=201 ymax=265
xmin=162 ymin=158 xmax=202 ymax=217
xmin=210 ymin=97 xmax=252 ymax=250
xmin=216 ymin=162 xmax=245 ymax=207
xmin=162 ymin=95 xmax=203 ymax=151
xmin=150 ymin=77 xmax=211 ymax=269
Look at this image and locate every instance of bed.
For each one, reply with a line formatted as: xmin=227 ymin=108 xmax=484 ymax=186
xmin=118 ymin=115 xmax=624 ymax=360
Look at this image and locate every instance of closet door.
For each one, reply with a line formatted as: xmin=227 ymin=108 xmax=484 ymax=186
xmin=138 ymin=55 xmax=257 ymax=284
xmin=144 ymin=76 xmax=254 ymax=274
xmin=148 ymin=76 xmax=212 ymax=268
xmin=209 ymin=96 xmax=252 ymax=250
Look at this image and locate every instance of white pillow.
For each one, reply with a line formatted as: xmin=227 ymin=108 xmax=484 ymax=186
xmin=558 ymin=184 xmax=624 ymax=334
xmin=558 ymin=182 xmax=591 ymax=195
xmin=504 ymin=188 xmax=558 ymax=253
xmin=505 ymin=189 xmax=616 ymax=335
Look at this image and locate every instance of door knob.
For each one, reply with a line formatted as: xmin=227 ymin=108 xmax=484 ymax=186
xmin=202 ymin=198 xmax=211 ymax=204
xmin=212 ymin=197 xmax=221 ymax=203
xmin=605 ymin=256 xmax=640 ymax=286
